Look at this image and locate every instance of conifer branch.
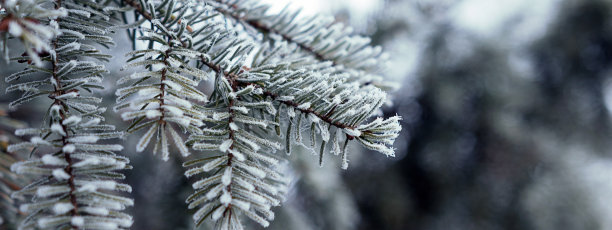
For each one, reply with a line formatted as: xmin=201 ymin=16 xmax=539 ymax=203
xmin=49 ymin=0 xmax=80 ymax=222
xmin=212 ymin=0 xmax=330 ymax=64
xmin=4 ymin=0 xmax=134 ymax=228
xmin=2 ymin=0 xmax=403 ymax=228
xmin=210 ymin=0 xmax=389 ymax=84
xmin=117 ymin=0 xmax=209 ymax=159
xmin=0 ymin=110 xmax=27 ymax=228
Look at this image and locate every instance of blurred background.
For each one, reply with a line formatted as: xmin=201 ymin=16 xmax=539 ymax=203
xmin=4 ymin=0 xmax=612 ymax=229
xmin=264 ymin=0 xmax=612 ymax=229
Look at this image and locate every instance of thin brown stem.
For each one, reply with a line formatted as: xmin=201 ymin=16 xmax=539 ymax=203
xmin=158 ymin=48 xmax=171 ymax=125
xmin=50 ymin=0 xmax=79 ymax=227
xmin=261 ymin=91 xmax=355 ymax=130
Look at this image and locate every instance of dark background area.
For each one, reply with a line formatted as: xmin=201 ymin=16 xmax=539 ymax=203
xmin=337 ymin=0 xmax=612 ymax=229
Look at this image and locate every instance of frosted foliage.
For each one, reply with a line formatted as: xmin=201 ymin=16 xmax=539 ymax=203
xmin=0 ymin=0 xmax=65 ymax=66
xmin=3 ymin=0 xmax=133 ymax=229
xmin=1 ymin=0 xmax=402 ymax=229
xmin=211 ymin=0 xmax=394 ymax=90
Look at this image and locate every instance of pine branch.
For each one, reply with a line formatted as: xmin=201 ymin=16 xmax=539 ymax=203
xmin=119 ymin=1 xmax=287 ymax=228
xmin=212 ymin=1 xmax=329 ymax=64
xmin=185 ymin=72 xmax=287 ymax=229
xmin=47 ymin=1 xmax=82 ymax=220
xmin=5 ymin=0 xmax=133 ymax=228
xmin=2 ymin=0 xmax=404 ymax=229
xmin=116 ymin=0 xmax=210 ymax=159
xmin=51 ymin=14 xmax=80 ymax=224
xmin=123 ymin=0 xmax=399 ymax=173
xmin=210 ymin=0 xmax=391 ymax=89
xmin=0 ymin=0 xmax=65 ymax=66
xmin=0 ymin=109 xmax=27 ymax=229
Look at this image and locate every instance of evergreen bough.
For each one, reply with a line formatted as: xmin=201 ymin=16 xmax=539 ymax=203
xmin=0 ymin=0 xmax=402 ymax=229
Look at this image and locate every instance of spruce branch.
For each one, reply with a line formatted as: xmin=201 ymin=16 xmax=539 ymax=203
xmin=211 ymin=1 xmax=329 ymax=64
xmin=118 ymin=1 xmax=293 ymax=228
xmin=116 ymin=0 xmax=211 ymax=160
xmin=0 ymin=109 xmax=27 ymax=229
xmin=50 ymin=10 xmax=80 ymax=220
xmin=210 ymin=0 xmax=392 ymax=89
xmin=5 ymin=0 xmax=133 ymax=228
xmin=185 ymin=70 xmax=287 ymax=229
xmin=0 ymin=0 xmax=66 ymax=66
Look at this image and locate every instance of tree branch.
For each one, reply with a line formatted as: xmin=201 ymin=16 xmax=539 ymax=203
xmin=50 ymin=0 xmax=79 ymax=226
xmin=212 ymin=0 xmax=334 ymax=65
xmin=122 ymin=0 xmax=361 ymax=137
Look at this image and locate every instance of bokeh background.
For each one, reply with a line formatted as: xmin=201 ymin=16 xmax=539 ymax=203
xmin=4 ymin=0 xmax=612 ymax=229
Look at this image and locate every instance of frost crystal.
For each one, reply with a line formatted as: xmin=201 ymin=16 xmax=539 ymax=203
xmin=52 ymin=203 xmax=73 ymax=215
xmin=71 ymin=217 xmax=84 ymax=227
xmin=63 ymin=144 xmax=76 ymax=153
xmin=42 ymin=155 xmax=66 ymax=166
xmin=52 ymin=169 xmax=70 ymax=180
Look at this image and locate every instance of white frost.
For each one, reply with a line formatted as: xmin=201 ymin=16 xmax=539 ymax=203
xmin=80 ymin=118 xmax=101 ymax=126
xmin=146 ymin=110 xmax=162 ymax=119
xmin=222 ymin=167 xmax=232 ymax=185
xmin=220 ymin=191 xmax=232 ymax=206
xmin=8 ymin=21 xmax=23 ymax=37
xmin=77 ymin=180 xmax=117 ymax=193
xmin=229 ymin=122 xmax=239 ymax=131
xmin=63 ymin=144 xmax=76 ymax=153
xmin=68 ymin=135 xmax=99 ymax=143
xmin=30 ymin=137 xmax=50 ymax=145
xmin=211 ymin=205 xmax=226 ymax=221
xmin=343 ymin=128 xmax=362 ymax=137
xmin=71 ymin=217 xmax=84 ymax=227
xmin=219 ymin=139 xmax=233 ymax=152
xmin=50 ymin=123 xmax=66 ymax=136
xmin=42 ymin=154 xmax=66 ymax=166
xmin=63 ymin=116 xmax=82 ymax=125
xmin=52 ymin=168 xmax=70 ymax=180
xmin=52 ymin=203 xmax=74 ymax=215
xmin=163 ymin=105 xmax=184 ymax=117
xmin=297 ymin=102 xmax=311 ymax=110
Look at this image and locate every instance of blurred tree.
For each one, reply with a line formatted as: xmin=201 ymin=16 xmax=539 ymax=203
xmin=336 ymin=0 xmax=612 ymax=230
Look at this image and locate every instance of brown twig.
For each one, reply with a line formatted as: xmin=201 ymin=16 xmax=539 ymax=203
xmin=51 ymin=0 xmax=79 ymax=226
